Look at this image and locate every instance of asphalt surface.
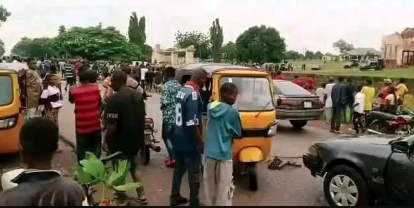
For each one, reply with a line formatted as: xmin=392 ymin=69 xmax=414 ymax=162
xmin=0 ymin=84 xmax=334 ymax=206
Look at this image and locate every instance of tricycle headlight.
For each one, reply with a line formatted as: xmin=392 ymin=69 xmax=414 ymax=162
xmin=0 ymin=117 xmax=16 ymax=129
xmin=267 ymin=120 xmax=278 ymax=137
xmin=307 ymin=146 xmax=318 ymax=157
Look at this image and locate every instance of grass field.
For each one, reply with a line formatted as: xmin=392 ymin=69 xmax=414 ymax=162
xmin=288 ymin=60 xmax=414 ymax=79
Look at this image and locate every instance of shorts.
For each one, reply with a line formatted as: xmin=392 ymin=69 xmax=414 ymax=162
xmin=66 ymin=77 xmax=75 ymax=85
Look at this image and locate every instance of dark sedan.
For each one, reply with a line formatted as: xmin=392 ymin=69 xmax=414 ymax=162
xmin=303 ymin=135 xmax=414 ymax=206
xmin=273 ymin=80 xmax=324 ymax=129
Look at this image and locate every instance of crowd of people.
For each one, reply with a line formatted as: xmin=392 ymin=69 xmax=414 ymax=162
xmin=0 ymin=57 xmax=242 ymax=206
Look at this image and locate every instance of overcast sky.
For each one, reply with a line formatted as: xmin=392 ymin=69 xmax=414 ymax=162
xmin=0 ymin=0 xmax=413 ymax=55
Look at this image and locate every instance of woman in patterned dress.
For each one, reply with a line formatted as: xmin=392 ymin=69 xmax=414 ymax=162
xmin=40 ymin=74 xmax=62 ymax=125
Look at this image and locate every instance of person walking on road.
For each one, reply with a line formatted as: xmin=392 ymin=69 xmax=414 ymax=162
xmin=323 ymin=77 xmax=336 ymax=124
xmin=352 ymin=85 xmax=365 ymax=134
xmin=39 ymin=73 xmax=63 ymax=125
xmin=204 ymin=82 xmax=242 ymax=206
xmin=344 ymin=78 xmax=355 ymax=123
xmin=160 ymin=67 xmax=181 ymax=167
xmin=23 ymin=57 xmax=43 ymax=120
xmin=170 ymin=68 xmax=208 ymax=206
xmin=69 ymin=71 xmax=102 ymax=162
xmin=63 ymin=62 xmax=75 ymax=92
xmin=330 ymin=77 xmax=348 ymax=134
xmin=104 ymin=70 xmax=148 ymax=205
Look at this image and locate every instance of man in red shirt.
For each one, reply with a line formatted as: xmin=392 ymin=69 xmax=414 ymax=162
xmin=292 ymin=75 xmax=303 ymax=86
xmin=306 ymin=75 xmax=315 ymax=92
xmin=273 ymin=70 xmax=285 ymax=80
xmin=69 ymin=70 xmax=102 ymax=162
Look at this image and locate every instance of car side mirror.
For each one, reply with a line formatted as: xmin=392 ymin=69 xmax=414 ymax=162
xmin=273 ymin=95 xmax=282 ymax=107
xmin=391 ymin=140 xmax=410 ymax=154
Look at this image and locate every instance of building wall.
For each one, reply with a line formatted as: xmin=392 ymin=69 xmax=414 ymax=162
xmin=381 ymin=33 xmax=403 ymax=67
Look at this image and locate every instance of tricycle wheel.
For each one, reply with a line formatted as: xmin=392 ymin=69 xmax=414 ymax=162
xmin=140 ymin=145 xmax=150 ymax=166
xmin=246 ymin=163 xmax=258 ymax=191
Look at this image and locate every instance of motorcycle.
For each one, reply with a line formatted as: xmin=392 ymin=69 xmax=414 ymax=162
xmin=364 ymin=111 xmax=413 ymax=135
xmin=141 ymin=117 xmax=161 ymax=165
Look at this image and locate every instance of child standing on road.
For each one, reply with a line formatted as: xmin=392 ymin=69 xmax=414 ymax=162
xmin=204 ymin=83 xmax=242 ymax=206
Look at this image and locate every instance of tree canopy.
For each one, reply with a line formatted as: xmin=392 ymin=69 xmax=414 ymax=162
xmin=0 ymin=5 xmax=10 ymax=26
xmin=220 ymin=41 xmax=237 ymax=61
xmin=236 ymin=25 xmax=286 ymax=63
xmin=128 ymin=12 xmax=151 ymax=60
xmin=284 ymin=50 xmax=302 ymax=60
xmin=210 ymin=18 xmax=223 ymax=62
xmin=0 ymin=39 xmax=5 ymax=56
xmin=53 ymin=26 xmax=142 ymax=61
xmin=175 ymin=31 xmax=210 ymax=59
xmin=332 ymin=39 xmax=354 ymax=53
xmin=11 ymin=37 xmax=56 ymax=58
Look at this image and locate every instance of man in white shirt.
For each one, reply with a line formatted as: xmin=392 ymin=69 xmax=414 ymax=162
xmin=324 ymin=77 xmax=336 ymax=124
xmin=353 ymin=85 xmax=365 ymax=134
xmin=140 ymin=65 xmax=148 ymax=89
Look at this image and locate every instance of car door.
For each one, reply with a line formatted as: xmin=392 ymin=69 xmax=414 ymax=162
xmin=386 ymin=148 xmax=414 ymax=205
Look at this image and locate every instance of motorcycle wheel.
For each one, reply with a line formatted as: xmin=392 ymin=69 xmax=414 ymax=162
xmin=395 ymin=124 xmax=411 ymax=135
xmin=368 ymin=123 xmax=386 ymax=134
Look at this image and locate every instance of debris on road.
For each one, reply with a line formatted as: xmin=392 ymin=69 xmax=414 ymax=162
xmin=268 ymin=156 xmax=302 ymax=170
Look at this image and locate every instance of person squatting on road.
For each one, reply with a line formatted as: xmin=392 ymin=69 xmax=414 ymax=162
xmin=160 ymin=66 xmax=181 ymax=167
xmin=203 ymin=82 xmax=242 ymax=206
xmin=104 ymin=70 xmax=148 ymax=205
xmin=170 ymin=68 xmax=208 ymax=206
xmin=0 ymin=117 xmax=87 ymax=206
xmin=69 ymin=70 xmax=102 ymax=162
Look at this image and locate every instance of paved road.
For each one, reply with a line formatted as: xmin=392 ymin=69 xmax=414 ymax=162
xmin=1 ymin=86 xmax=333 ymax=205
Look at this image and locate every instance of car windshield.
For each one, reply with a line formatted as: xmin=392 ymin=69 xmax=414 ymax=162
xmin=274 ymin=81 xmax=312 ymax=96
xmin=219 ymin=76 xmax=274 ymax=111
xmin=0 ymin=76 xmax=13 ymax=106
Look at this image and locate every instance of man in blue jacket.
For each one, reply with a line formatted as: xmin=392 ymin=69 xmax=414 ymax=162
xmin=203 ymin=82 xmax=242 ymax=206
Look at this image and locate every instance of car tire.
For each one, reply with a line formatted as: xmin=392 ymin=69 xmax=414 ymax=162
xmin=323 ymin=165 xmax=369 ymax=206
xmin=290 ymin=120 xmax=308 ymax=129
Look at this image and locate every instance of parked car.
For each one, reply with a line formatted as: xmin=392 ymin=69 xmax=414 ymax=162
xmin=273 ymin=80 xmax=324 ymax=129
xmin=359 ymin=59 xmax=385 ymax=71
xmin=344 ymin=60 xmax=359 ymax=69
xmin=303 ymin=135 xmax=414 ymax=206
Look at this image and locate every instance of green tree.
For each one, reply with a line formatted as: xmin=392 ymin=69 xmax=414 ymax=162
xmin=0 ymin=39 xmax=5 ymax=56
xmin=0 ymin=5 xmax=11 ymax=26
xmin=175 ymin=31 xmax=211 ymax=59
xmin=210 ymin=18 xmax=223 ymax=62
xmin=314 ymin=51 xmax=324 ymax=59
xmin=128 ymin=12 xmax=150 ymax=59
xmin=236 ymin=25 xmax=286 ymax=63
xmin=54 ymin=26 xmax=142 ymax=61
xmin=284 ymin=50 xmax=301 ymax=61
xmin=332 ymin=39 xmax=354 ymax=53
xmin=305 ymin=50 xmax=315 ymax=59
xmin=58 ymin=25 xmax=66 ymax=34
xmin=220 ymin=41 xmax=237 ymax=61
xmin=11 ymin=37 xmax=56 ymax=58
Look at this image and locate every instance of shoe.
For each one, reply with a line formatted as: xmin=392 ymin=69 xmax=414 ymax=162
xmin=170 ymin=196 xmax=188 ymax=206
xmin=329 ymin=129 xmax=335 ymax=133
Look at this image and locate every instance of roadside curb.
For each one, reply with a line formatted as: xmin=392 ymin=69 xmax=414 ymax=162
xmin=59 ymin=134 xmax=76 ymax=150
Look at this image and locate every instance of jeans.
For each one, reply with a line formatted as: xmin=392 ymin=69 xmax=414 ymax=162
xmin=76 ymin=131 xmax=102 ymax=162
xmin=331 ymin=106 xmax=344 ymax=132
xmin=171 ymin=150 xmax=201 ymax=206
xmin=352 ymin=111 xmax=363 ymax=134
xmin=162 ymin=122 xmax=175 ymax=160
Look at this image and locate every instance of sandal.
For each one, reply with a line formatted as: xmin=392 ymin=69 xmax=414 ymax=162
xmin=138 ymin=197 xmax=148 ymax=205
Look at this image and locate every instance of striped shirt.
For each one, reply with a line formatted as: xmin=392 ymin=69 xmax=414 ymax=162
xmin=69 ymin=84 xmax=101 ymax=134
xmin=64 ymin=64 xmax=74 ymax=78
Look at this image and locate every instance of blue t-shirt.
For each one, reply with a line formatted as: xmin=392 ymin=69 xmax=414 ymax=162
xmin=172 ymin=85 xmax=203 ymax=152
